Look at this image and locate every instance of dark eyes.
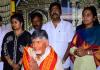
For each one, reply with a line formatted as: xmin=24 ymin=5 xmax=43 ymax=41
xmin=11 ymin=21 xmax=17 ymax=24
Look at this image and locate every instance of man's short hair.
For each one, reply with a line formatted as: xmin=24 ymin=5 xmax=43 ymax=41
xmin=30 ymin=12 xmax=43 ymax=22
xmin=0 ymin=16 xmax=2 ymax=21
xmin=32 ymin=30 xmax=48 ymax=40
xmin=49 ymin=2 xmax=62 ymax=14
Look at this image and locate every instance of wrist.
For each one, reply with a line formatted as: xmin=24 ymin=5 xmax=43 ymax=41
xmin=9 ymin=60 xmax=14 ymax=66
xmin=87 ymin=50 xmax=92 ymax=55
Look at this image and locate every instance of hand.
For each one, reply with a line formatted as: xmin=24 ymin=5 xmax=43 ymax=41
xmin=74 ymin=48 xmax=87 ymax=57
xmin=12 ymin=63 xmax=20 ymax=70
xmin=29 ymin=58 xmax=39 ymax=70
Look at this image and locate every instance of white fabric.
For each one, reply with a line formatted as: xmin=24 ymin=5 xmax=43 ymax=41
xmin=42 ymin=19 xmax=74 ymax=68
xmin=97 ymin=66 xmax=100 ymax=70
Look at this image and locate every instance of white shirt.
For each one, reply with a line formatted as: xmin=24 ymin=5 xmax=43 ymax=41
xmin=42 ymin=19 xmax=74 ymax=68
xmin=29 ymin=28 xmax=35 ymax=34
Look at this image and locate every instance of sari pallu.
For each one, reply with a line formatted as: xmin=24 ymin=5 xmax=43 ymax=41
xmin=22 ymin=46 xmax=57 ymax=70
xmin=70 ymin=25 xmax=100 ymax=69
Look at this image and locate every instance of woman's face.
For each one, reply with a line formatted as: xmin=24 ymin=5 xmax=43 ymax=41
xmin=82 ymin=9 xmax=95 ymax=26
xmin=11 ymin=18 xmax=22 ymax=30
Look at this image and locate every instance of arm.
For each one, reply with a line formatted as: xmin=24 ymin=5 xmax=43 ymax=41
xmin=1 ymin=34 xmax=20 ymax=70
xmin=63 ymin=43 xmax=70 ymax=63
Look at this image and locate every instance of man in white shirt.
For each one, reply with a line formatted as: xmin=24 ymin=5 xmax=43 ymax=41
xmin=42 ymin=2 xmax=74 ymax=70
xmin=22 ymin=30 xmax=63 ymax=70
xmin=29 ymin=12 xmax=43 ymax=34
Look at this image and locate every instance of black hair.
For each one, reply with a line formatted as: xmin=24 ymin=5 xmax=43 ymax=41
xmin=82 ymin=6 xmax=99 ymax=26
xmin=10 ymin=13 xmax=24 ymax=30
xmin=30 ymin=12 xmax=43 ymax=22
xmin=0 ymin=16 xmax=2 ymax=21
xmin=32 ymin=30 xmax=48 ymax=40
xmin=49 ymin=2 xmax=62 ymax=14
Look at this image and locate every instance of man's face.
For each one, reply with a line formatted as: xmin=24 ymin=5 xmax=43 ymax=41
xmin=50 ymin=5 xmax=61 ymax=20
xmin=32 ymin=16 xmax=42 ymax=30
xmin=32 ymin=37 xmax=47 ymax=55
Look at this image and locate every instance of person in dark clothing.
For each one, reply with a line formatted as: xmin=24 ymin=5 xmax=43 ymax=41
xmin=1 ymin=13 xmax=31 ymax=70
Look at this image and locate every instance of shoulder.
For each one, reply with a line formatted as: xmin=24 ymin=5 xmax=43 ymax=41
xmin=62 ymin=20 xmax=74 ymax=32
xmin=42 ymin=21 xmax=51 ymax=29
xmin=62 ymin=20 xmax=71 ymax=24
xmin=24 ymin=31 xmax=31 ymax=36
xmin=76 ymin=24 xmax=85 ymax=31
xmin=4 ymin=31 xmax=14 ymax=37
xmin=62 ymin=20 xmax=73 ymax=28
xmin=2 ymin=31 xmax=14 ymax=42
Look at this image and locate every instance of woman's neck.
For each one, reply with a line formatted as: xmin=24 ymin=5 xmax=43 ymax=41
xmin=14 ymin=29 xmax=24 ymax=37
xmin=85 ymin=23 xmax=93 ymax=29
